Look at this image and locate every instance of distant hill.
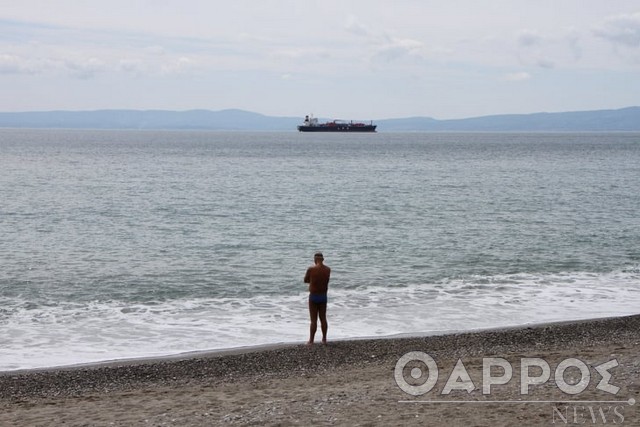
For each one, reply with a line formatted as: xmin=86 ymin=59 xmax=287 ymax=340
xmin=378 ymin=107 xmax=640 ymax=131
xmin=0 ymin=109 xmax=300 ymax=131
xmin=0 ymin=107 xmax=639 ymax=131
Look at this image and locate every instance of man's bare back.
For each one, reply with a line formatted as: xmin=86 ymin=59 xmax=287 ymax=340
xmin=304 ymin=263 xmax=331 ymax=295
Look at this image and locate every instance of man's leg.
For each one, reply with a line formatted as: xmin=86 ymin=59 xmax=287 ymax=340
xmin=308 ymin=300 xmax=318 ymax=345
xmin=318 ymin=303 xmax=328 ymax=344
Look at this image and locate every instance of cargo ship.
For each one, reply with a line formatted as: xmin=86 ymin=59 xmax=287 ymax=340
xmin=297 ymin=115 xmax=377 ymax=132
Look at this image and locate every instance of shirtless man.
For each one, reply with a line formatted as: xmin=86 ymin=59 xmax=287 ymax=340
xmin=304 ymin=252 xmax=331 ymax=345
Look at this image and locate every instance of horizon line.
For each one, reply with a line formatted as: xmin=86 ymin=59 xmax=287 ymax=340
xmin=0 ymin=105 xmax=638 ymax=122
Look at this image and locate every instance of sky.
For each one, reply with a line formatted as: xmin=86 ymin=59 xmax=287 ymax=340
xmin=1 ymin=0 xmax=639 ymax=119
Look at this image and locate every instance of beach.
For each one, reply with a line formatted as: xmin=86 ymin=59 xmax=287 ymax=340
xmin=1 ymin=315 xmax=639 ymax=426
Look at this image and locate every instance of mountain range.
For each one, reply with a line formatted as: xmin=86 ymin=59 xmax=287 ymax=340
xmin=0 ymin=107 xmax=639 ymax=131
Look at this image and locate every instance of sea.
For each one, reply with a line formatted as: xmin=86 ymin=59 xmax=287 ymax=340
xmin=1 ymin=129 xmax=639 ymax=371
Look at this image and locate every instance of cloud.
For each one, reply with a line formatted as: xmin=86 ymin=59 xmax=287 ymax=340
xmin=146 ymin=45 xmax=166 ymax=55
xmin=505 ymin=71 xmax=531 ymax=81
xmin=536 ymin=58 xmax=555 ymax=68
xmin=517 ymin=29 xmax=543 ymax=47
xmin=345 ymin=15 xmax=370 ymax=37
xmin=270 ymin=47 xmax=330 ymax=60
xmin=118 ymin=58 xmax=144 ymax=73
xmin=0 ymin=53 xmax=65 ymax=75
xmin=565 ymin=29 xmax=582 ymax=60
xmin=593 ymin=12 xmax=640 ymax=47
xmin=343 ymin=15 xmax=442 ymax=66
xmin=515 ymin=29 xmax=557 ymax=69
xmin=160 ymin=56 xmax=195 ymax=75
xmin=0 ymin=54 xmax=37 ymax=74
xmin=64 ymin=57 xmax=107 ymax=79
xmin=0 ymin=50 xmax=111 ymax=79
xmin=373 ymin=37 xmax=426 ymax=62
xmin=2 ymin=2 xmax=638 ymax=117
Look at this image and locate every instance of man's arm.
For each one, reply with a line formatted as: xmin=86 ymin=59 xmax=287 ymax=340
xmin=304 ymin=267 xmax=311 ymax=283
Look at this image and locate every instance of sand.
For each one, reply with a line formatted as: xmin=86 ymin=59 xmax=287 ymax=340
xmin=1 ymin=314 xmax=639 ymax=426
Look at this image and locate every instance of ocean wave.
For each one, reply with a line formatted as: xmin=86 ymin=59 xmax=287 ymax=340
xmin=1 ymin=268 xmax=639 ymax=371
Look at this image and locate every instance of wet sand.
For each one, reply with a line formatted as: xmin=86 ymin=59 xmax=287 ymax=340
xmin=1 ymin=315 xmax=639 ymax=426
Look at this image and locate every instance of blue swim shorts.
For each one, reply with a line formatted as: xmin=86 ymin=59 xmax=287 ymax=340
xmin=309 ymin=293 xmax=328 ymax=304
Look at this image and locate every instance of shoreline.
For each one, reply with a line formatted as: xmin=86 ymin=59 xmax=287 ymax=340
xmin=2 ymin=312 xmax=634 ymax=376
xmin=2 ymin=313 xmax=639 ymax=392
xmin=1 ymin=314 xmax=639 ymax=426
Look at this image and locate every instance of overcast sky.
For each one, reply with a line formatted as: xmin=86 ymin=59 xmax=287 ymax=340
xmin=1 ymin=1 xmax=639 ymax=119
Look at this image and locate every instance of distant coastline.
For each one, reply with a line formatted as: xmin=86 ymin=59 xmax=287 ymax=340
xmin=0 ymin=106 xmax=639 ymax=131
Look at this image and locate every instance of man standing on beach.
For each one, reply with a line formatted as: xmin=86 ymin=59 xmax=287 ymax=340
xmin=304 ymin=252 xmax=331 ymax=345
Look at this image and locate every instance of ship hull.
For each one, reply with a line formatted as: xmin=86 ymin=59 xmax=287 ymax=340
xmin=297 ymin=125 xmax=377 ymax=132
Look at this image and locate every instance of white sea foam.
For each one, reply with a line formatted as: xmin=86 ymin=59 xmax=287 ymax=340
xmin=1 ymin=269 xmax=639 ymax=371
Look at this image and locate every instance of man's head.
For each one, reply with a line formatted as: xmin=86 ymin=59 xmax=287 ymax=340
xmin=314 ymin=252 xmax=324 ymax=263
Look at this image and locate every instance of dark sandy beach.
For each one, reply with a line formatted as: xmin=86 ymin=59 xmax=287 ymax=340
xmin=1 ymin=315 xmax=639 ymax=426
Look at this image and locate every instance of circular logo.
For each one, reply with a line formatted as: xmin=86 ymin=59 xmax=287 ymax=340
xmin=394 ymin=351 xmax=438 ymax=396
